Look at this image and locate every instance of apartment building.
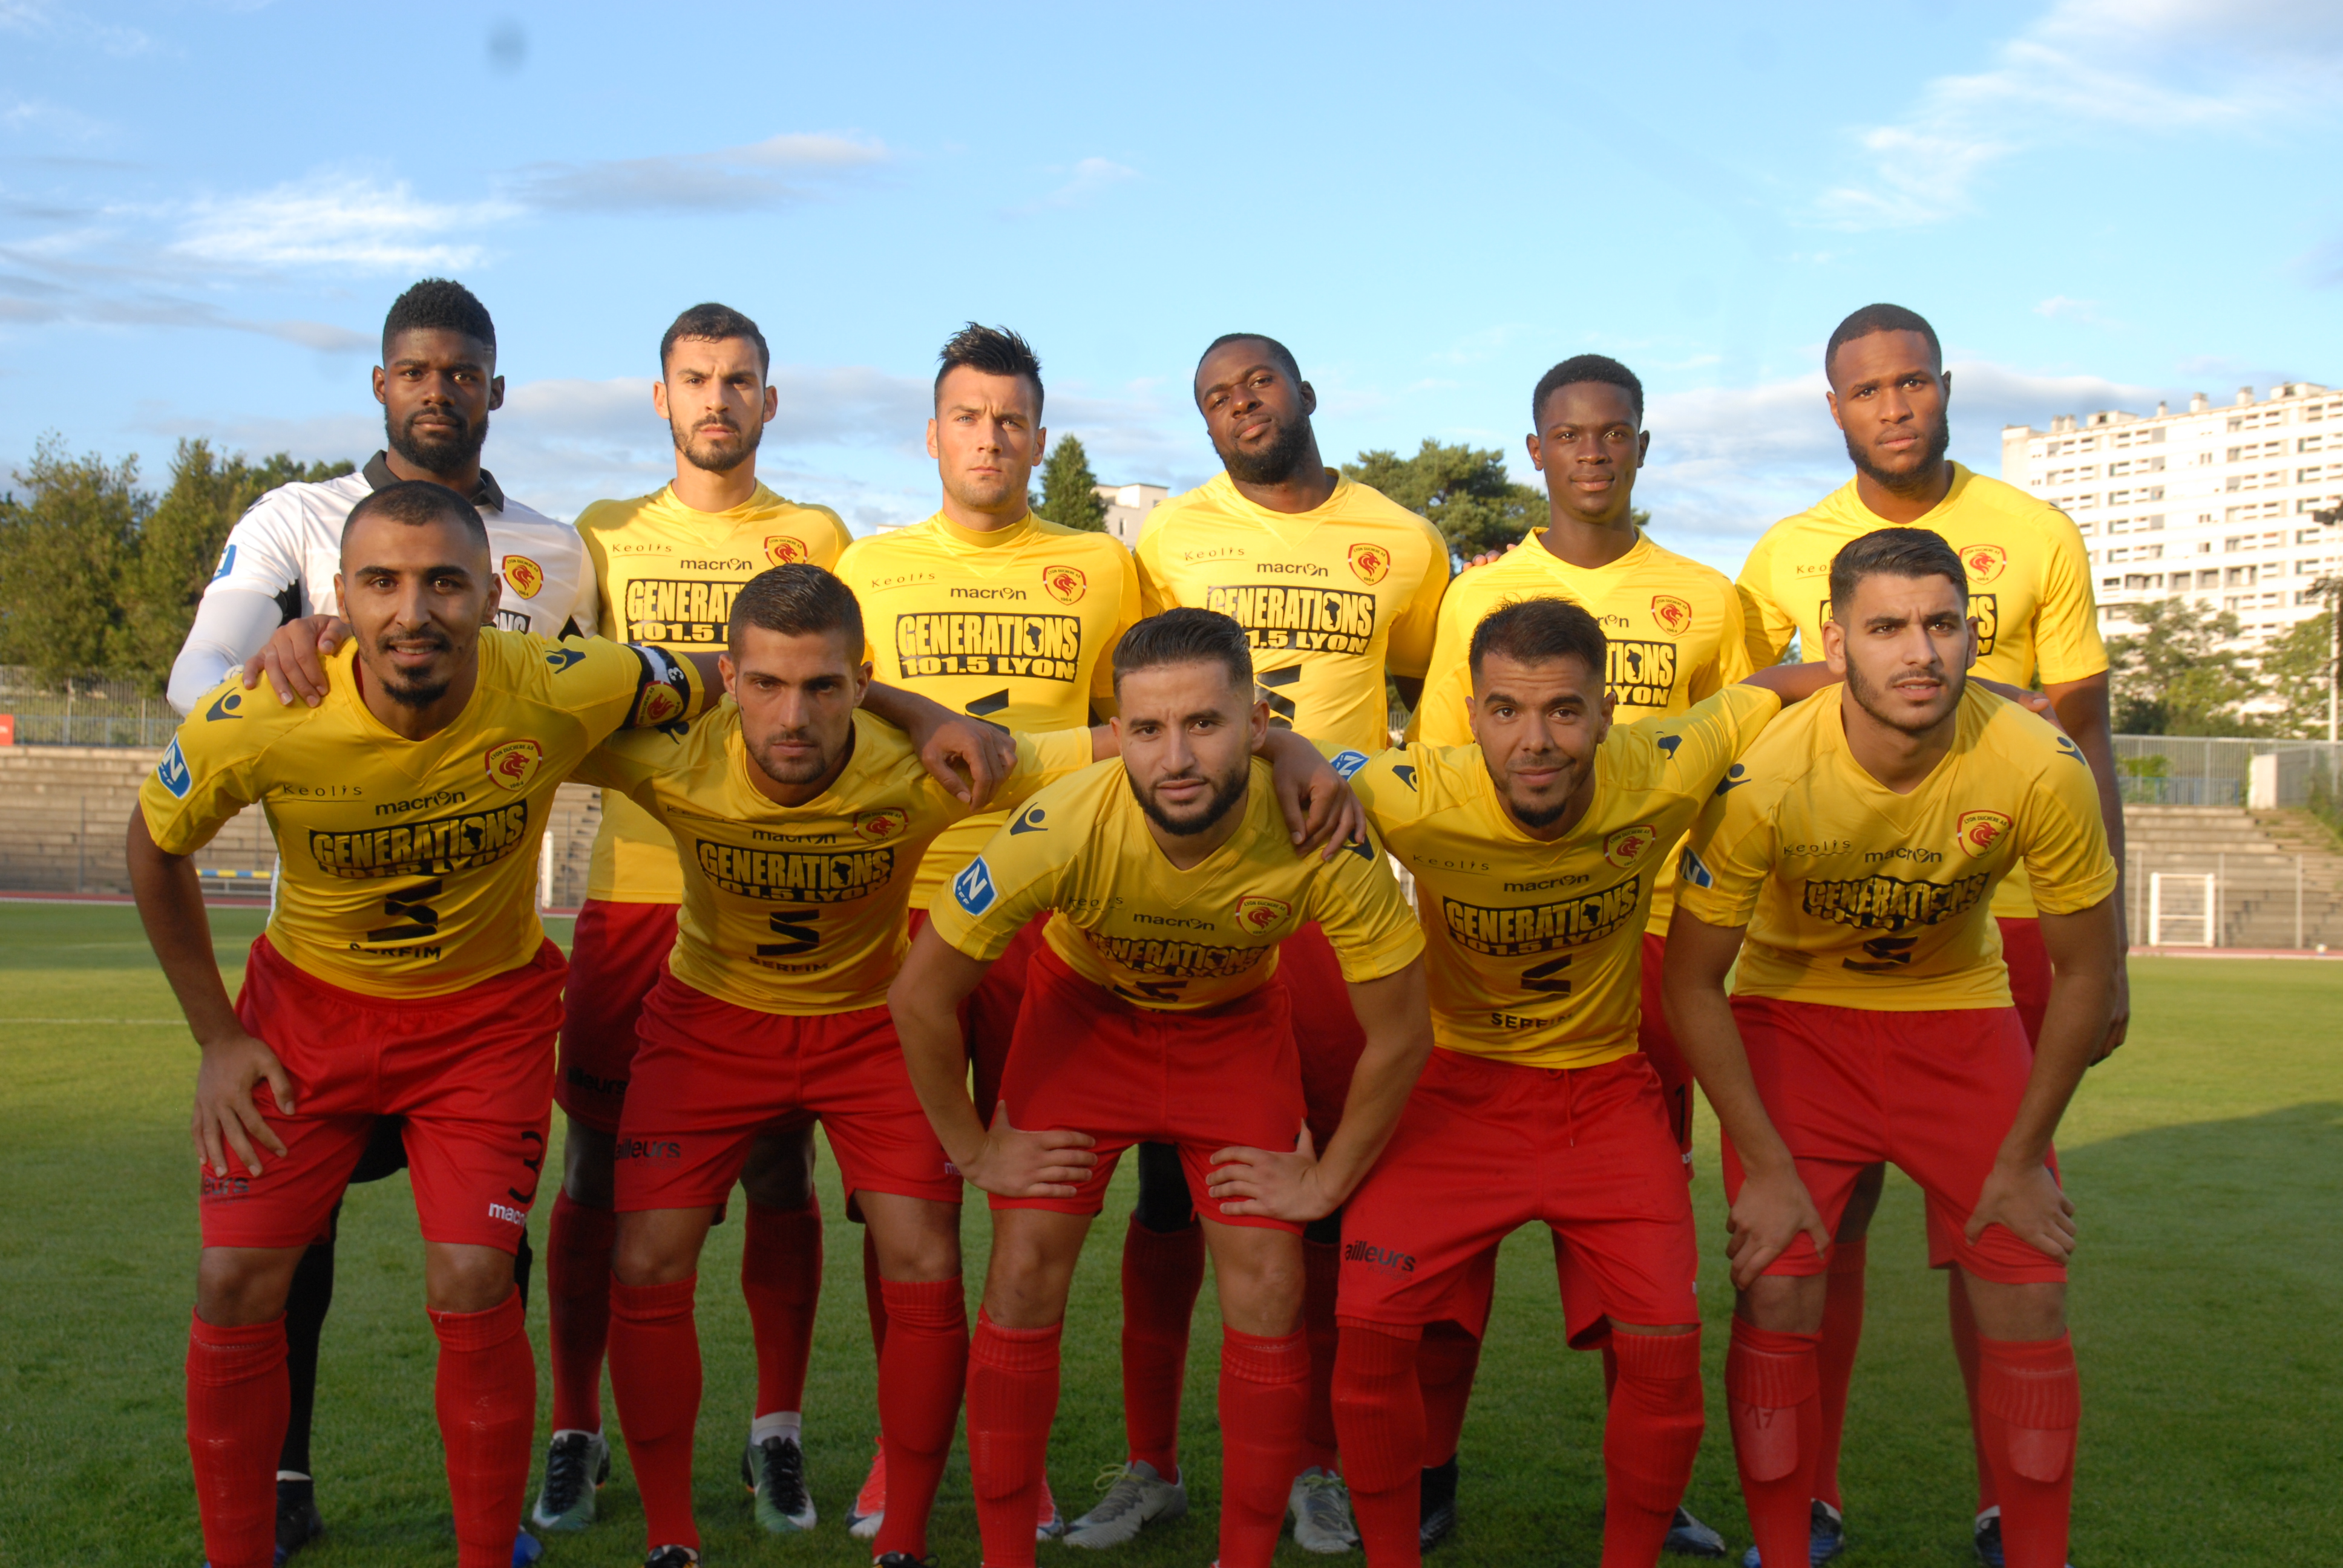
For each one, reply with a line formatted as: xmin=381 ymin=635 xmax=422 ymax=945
xmin=1095 ymin=481 xmax=1169 ymax=549
xmin=2002 ymin=382 xmax=2343 ymax=645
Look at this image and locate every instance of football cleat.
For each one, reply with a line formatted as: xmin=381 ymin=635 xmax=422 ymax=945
xmin=644 ymin=1548 xmax=698 ymax=1568
xmin=743 ymin=1434 xmax=818 ymax=1532
xmin=1288 ymin=1467 xmax=1361 ymax=1554
xmin=1038 ymin=1475 xmax=1066 ymax=1541
xmin=530 ymin=1429 xmax=610 ymax=1533
xmin=873 ymin=1555 xmax=937 ymax=1568
xmin=511 ymin=1530 xmax=543 ymax=1567
xmin=1418 ymin=1457 xmax=1458 ymax=1552
xmin=1064 ymin=1460 xmax=1190 ymax=1547
xmin=1665 ymin=1501 xmax=1729 ymax=1558
xmin=273 ymin=1477 xmax=324 ymax=1566
xmin=1737 ymin=1499 xmax=1841 ymax=1566
xmin=1973 ymin=1508 xmax=2073 ymax=1568
xmin=847 ymin=1437 xmax=886 ymax=1540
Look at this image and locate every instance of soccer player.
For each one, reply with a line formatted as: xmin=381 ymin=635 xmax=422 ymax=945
xmin=1666 ymin=528 xmax=2122 ymax=1568
xmin=831 ymin=322 xmax=1140 ymax=1541
xmin=130 ymin=480 xmax=706 ymax=1568
xmin=165 ymin=277 xmax=591 ymax=1560
xmin=1406 ymin=355 xmax=1748 ymax=1557
xmin=1732 ymin=305 xmax=2129 ymax=1565
xmin=891 ymin=606 xmax=1435 ymax=1568
xmin=1112 ymin=333 xmax=1451 ymax=1550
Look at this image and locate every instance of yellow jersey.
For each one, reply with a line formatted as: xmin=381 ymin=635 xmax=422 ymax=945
xmin=142 ymin=633 xmax=704 ymax=998
xmin=1337 ymin=685 xmax=1780 ymax=1068
xmin=1134 ymin=471 xmax=1450 ymax=751
xmin=575 ymin=483 xmax=853 ymax=904
xmin=1733 ymin=464 xmax=2106 ymax=924
xmin=574 ymin=707 xmax=1092 ymax=1015
xmin=1410 ymin=527 xmax=1754 ymax=938
xmin=928 ymin=756 xmax=1424 ymax=1012
xmin=1676 ymin=683 xmax=2117 ymax=1010
xmin=834 ymin=510 xmax=1141 ymax=911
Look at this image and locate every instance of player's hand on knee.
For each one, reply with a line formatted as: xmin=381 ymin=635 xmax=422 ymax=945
xmin=969 ymin=1108 xmax=1096 ymax=1198
xmin=1204 ymin=1125 xmax=1335 ymax=1223
xmin=243 ymin=615 xmax=347 ymax=708
xmin=1966 ymin=1160 xmax=2076 ymax=1259
xmin=192 ymin=1030 xmax=294 ymax=1178
xmin=1724 ymin=1163 xmax=1830 ymax=1291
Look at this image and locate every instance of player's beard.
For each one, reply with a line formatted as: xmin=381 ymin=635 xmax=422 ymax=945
xmin=1501 ymin=754 xmax=1584 ymax=829
xmin=1216 ymin=414 xmax=1312 ymax=486
xmin=370 ymin=626 xmax=457 ymax=708
xmin=672 ymin=408 xmax=762 ymax=475
xmin=1130 ymin=760 xmax=1250 ymax=838
xmin=387 ymin=407 xmax=488 ymax=478
xmin=1843 ymin=413 xmax=1950 ymax=500
xmin=1843 ymin=656 xmax=1963 ymax=736
xmin=746 ymin=723 xmax=843 ymax=788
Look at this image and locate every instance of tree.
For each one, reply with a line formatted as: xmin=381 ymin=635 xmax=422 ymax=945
xmin=1034 ymin=434 xmax=1108 ymax=532
xmin=2259 ymin=610 xmax=2336 ymax=739
xmin=1342 ymin=440 xmax=1544 ymax=562
xmin=0 ymin=437 xmax=149 ymax=684
xmin=2105 ymin=597 xmax=2264 ymax=736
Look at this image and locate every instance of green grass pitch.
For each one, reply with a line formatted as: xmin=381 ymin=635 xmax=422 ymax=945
xmin=0 ymin=900 xmax=2336 ymax=1566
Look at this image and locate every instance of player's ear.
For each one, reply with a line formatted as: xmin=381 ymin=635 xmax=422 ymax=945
xmin=1824 ymin=387 xmax=1843 ymax=430
xmin=718 ymin=652 xmax=738 ymax=696
xmin=1299 ymin=379 xmax=1317 ymax=417
xmin=854 ymin=659 xmax=874 ymax=702
xmin=488 ymin=374 xmax=505 ymax=411
xmin=925 ymin=417 xmax=941 ymax=460
xmin=1940 ymin=368 xmax=1953 ymax=403
xmin=1821 ymin=617 xmax=1849 ymax=675
xmin=1248 ymin=695 xmax=1271 ymax=749
xmin=480 ymin=570 xmax=502 ymax=627
xmin=370 ymin=365 xmax=388 ymax=408
xmin=652 ymin=377 xmax=672 ymax=420
xmin=762 ymin=381 xmax=778 ymax=422
xmin=1636 ymin=429 xmax=1651 ymax=466
xmin=1034 ymin=425 xmax=1047 ymax=456
xmin=1525 ymin=431 xmax=1543 ymax=472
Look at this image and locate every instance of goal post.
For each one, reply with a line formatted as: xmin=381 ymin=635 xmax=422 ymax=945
xmin=2148 ymin=871 xmax=2217 ymax=948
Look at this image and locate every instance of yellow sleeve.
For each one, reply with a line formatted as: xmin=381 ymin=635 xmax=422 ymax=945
xmin=1689 ymin=586 xmax=1756 ymax=701
xmin=1384 ymin=531 xmax=1452 ymax=681
xmin=2027 ymin=511 xmax=2109 ymax=685
xmin=137 ymin=712 xmax=261 ymax=859
xmin=922 ymin=801 xmax=1075 ymax=964
xmin=1408 ymin=582 xmax=1476 ymax=746
xmin=833 ymin=539 xmax=885 ymax=669
xmin=1675 ymin=774 xmax=1778 ymax=931
xmin=1091 ymin=550 xmax=1143 ymax=711
xmin=2020 ymin=737 xmax=2118 ymax=913
xmin=1305 ymin=826 xmax=1427 ymax=983
xmin=1735 ymin=532 xmax=1798 ymax=668
xmin=1134 ymin=528 xmax=1173 ymax=618
xmin=551 ymin=636 xmax=707 ymax=739
xmin=567 ymin=725 xmax=668 ymax=799
xmin=1640 ymin=685 xmax=1781 ymax=795
xmin=986 ymin=728 xmax=1100 ymax=815
xmin=1317 ymin=742 xmax=1430 ymax=838
xmin=804 ymin=505 xmax=853 ymax=570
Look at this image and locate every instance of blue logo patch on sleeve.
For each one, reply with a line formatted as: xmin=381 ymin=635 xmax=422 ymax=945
xmin=157 ymin=737 xmax=192 ymax=799
xmin=1330 ymin=749 xmax=1371 ymax=780
xmin=209 ymin=543 xmax=237 ymax=582
xmin=953 ymin=857 xmax=997 ymax=915
xmin=1679 ymin=846 xmax=1715 ymax=889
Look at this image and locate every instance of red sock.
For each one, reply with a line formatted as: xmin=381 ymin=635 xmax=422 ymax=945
xmin=874 ymin=1278 xmax=968 ymax=1560
xmin=1726 ymin=1318 xmax=1821 ymax=1568
xmin=608 ymin=1276 xmax=702 ymax=1552
xmin=1120 ymin=1217 xmax=1206 ymax=1477
xmin=1814 ymin=1236 xmax=1867 ymax=1511
xmin=742 ymin=1200 xmax=823 ymax=1420
xmin=1603 ymin=1330 xmax=1705 ymax=1568
xmin=1417 ymin=1321 xmax=1481 ymax=1469
xmin=430 ymin=1290 xmax=537 ymax=1568
xmin=1331 ymin=1319 xmax=1424 ymax=1568
xmin=1301 ymin=1238 xmax=1343 ymax=1471
xmin=1976 ymin=1333 xmax=2079 ymax=1568
xmin=1219 ymin=1326 xmax=1309 ymax=1568
xmin=1950 ymin=1271 xmax=1997 ymax=1515
xmin=545 ymin=1191 xmax=616 ymax=1434
xmin=186 ymin=1312 xmax=289 ymax=1568
xmin=862 ymin=1227 xmax=890 ymax=1357
xmin=967 ymin=1312 xmax=1060 ymax=1568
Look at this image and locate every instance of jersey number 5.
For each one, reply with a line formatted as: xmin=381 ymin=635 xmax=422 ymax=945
xmin=367 ymin=879 xmax=442 ymax=944
xmin=758 ymin=908 xmax=821 ymax=958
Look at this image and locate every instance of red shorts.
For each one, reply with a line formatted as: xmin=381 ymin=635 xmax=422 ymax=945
xmin=555 ymin=898 xmax=679 ymax=1132
xmin=205 ymin=936 xmax=562 ymax=1253
xmin=1637 ymin=930 xmax=1696 ymax=1158
xmin=1281 ymin=921 xmax=1367 ymax=1146
xmin=1339 ymin=1049 xmax=1696 ymax=1347
xmin=615 ymin=972 xmax=962 ymax=1212
xmin=1998 ymin=916 xmax=2051 ymax=1049
xmin=907 ymin=904 xmax=1046 ymax=1119
xmin=1722 ymin=996 xmax=2066 ymax=1285
xmin=995 ymin=944 xmax=1308 ymax=1232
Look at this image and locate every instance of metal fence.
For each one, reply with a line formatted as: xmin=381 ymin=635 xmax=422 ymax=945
xmin=2112 ymin=734 xmax=2342 ymax=811
xmin=2126 ymin=845 xmax=2338 ymax=952
xmin=0 ymin=667 xmax=180 ymax=748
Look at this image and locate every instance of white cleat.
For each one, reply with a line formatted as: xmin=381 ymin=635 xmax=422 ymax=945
xmin=1288 ymin=1466 xmax=1360 ymax=1554
xmin=1063 ymin=1461 xmax=1189 ymax=1548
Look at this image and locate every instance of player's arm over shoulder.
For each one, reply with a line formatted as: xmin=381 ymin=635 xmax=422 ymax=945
xmin=528 ymin=632 xmax=706 ymax=736
xmin=1625 ymin=683 xmax=1784 ymax=795
xmin=1314 ymin=737 xmax=1433 ymax=837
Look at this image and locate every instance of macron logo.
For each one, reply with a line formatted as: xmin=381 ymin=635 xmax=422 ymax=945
xmin=1329 ymin=749 xmax=1371 ymax=780
xmin=954 ymin=857 xmax=997 ymax=915
xmin=1679 ymin=847 xmax=1715 ymax=889
xmin=157 ymin=738 xmax=192 ymax=799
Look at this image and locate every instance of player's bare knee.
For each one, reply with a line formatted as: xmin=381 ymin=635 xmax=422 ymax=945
xmin=980 ymin=1217 xmax=1083 ymax=1327
xmin=611 ymin=1208 xmax=707 ymax=1287
xmin=422 ymin=1243 xmax=516 ymax=1315
xmin=561 ymin=1118 xmax=617 ymax=1207
xmin=1205 ymin=1224 xmax=1303 ymax=1336
xmin=194 ymin=1246 xmax=303 ymax=1326
xmin=1960 ymin=1272 xmax=2066 ymax=1341
xmin=1735 ymin=1271 xmax=1825 ymax=1333
xmin=863 ymin=1195 xmax=961 ymax=1283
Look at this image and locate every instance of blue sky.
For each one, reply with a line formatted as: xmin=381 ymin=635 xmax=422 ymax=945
xmin=2 ymin=0 xmax=2338 ymax=573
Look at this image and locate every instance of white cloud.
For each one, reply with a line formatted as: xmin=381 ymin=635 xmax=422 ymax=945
xmin=0 ymin=1 xmax=154 ymax=56
xmin=1012 ymin=157 xmax=1138 ymax=215
xmin=168 ymin=174 xmax=511 ymax=273
xmin=505 ymin=132 xmax=889 ymax=213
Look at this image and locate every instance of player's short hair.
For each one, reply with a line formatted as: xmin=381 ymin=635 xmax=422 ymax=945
xmin=382 ymin=278 xmax=495 ymax=360
xmin=728 ymin=562 xmax=865 ymax=654
xmin=935 ymin=322 xmax=1043 ymax=415
xmin=340 ymin=480 xmax=490 ymax=555
xmin=1195 ymin=332 xmax=1302 ymax=389
xmin=1531 ymin=353 xmax=1643 ymax=427
xmin=1824 ymin=302 xmax=1941 ymax=379
xmin=1112 ymin=607 xmax=1254 ymax=697
xmin=1827 ymin=527 xmax=1968 ymax=615
xmin=661 ymin=301 xmax=770 ymax=376
xmin=1468 ymin=596 xmax=1608 ymax=683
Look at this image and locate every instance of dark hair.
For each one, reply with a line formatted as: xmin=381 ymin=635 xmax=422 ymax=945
xmin=934 ymin=322 xmax=1043 ymax=414
xmin=728 ymin=563 xmax=865 ymax=651
xmin=1531 ymin=353 xmax=1644 ymax=427
xmin=1467 ymin=596 xmax=1608 ymax=682
xmin=1111 ymin=607 xmax=1254 ymax=695
xmin=340 ymin=479 xmax=489 ymax=553
xmin=1824 ymin=302 xmax=1941 ymax=379
xmin=382 ymin=278 xmax=495 ymax=360
xmin=1195 ymin=332 xmax=1302 ymax=388
xmin=1827 ymin=527 xmax=1968 ymax=616
xmin=661 ymin=301 xmax=770 ymax=376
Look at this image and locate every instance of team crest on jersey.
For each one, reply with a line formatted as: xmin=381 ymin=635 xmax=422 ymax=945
xmin=502 ymin=555 xmax=545 ymax=599
xmin=1604 ymin=823 xmax=1660 ymax=869
xmin=1957 ymin=809 xmax=2013 ymax=858
xmin=1235 ymin=895 xmax=1292 ymax=935
xmin=1043 ymin=564 xmax=1088 ymax=605
xmin=634 ymin=683 xmax=686 ymax=729
xmin=484 ymin=739 xmax=544 ymax=792
xmin=1959 ymin=543 xmax=2008 ymax=585
xmin=1346 ymin=543 xmax=1392 ymax=586
xmin=854 ymin=808 xmax=909 ymax=843
xmin=1651 ymin=594 xmax=1693 ymax=636
xmin=764 ymin=535 xmax=811 ymax=567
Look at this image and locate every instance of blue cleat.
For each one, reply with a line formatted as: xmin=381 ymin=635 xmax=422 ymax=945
xmin=512 ymin=1527 xmax=543 ymax=1565
xmin=1738 ymin=1500 xmax=1844 ymax=1566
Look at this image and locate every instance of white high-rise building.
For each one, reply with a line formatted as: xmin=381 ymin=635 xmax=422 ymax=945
xmin=1094 ymin=482 xmax=1170 ymax=549
xmin=2002 ymin=382 xmax=2343 ymax=645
